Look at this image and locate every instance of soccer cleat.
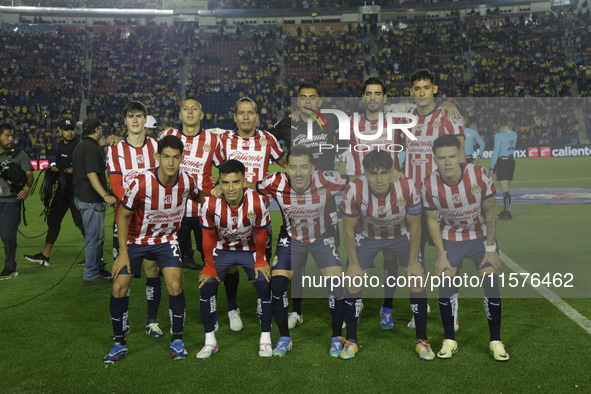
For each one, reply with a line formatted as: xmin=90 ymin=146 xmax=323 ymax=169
xmin=145 ymin=322 xmax=164 ymax=338
xmin=110 ymin=325 xmax=130 ymax=341
xmin=415 ymin=339 xmax=436 ymax=361
xmin=287 ymin=312 xmax=304 ymax=329
xmin=380 ymin=307 xmax=394 ymax=330
xmin=228 ymin=308 xmax=243 ymax=331
xmin=498 ymin=211 xmax=512 ymax=220
xmin=259 ymin=342 xmax=273 ymax=358
xmin=437 ymin=339 xmax=458 ymax=359
xmin=490 ymin=340 xmax=510 ymax=361
xmin=103 ymin=343 xmax=128 ymax=364
xmin=339 ymin=338 xmax=358 ymax=360
xmin=170 ymin=339 xmax=188 ymax=359
xmin=0 ymin=269 xmax=18 ymax=280
xmin=329 ymin=337 xmax=344 ymax=357
xmin=196 ymin=343 xmax=218 ymax=359
xmin=25 ymin=253 xmax=50 ymax=266
xmin=272 ymin=337 xmax=293 ymax=357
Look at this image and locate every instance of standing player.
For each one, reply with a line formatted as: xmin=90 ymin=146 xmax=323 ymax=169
xmin=216 ymin=97 xmax=286 ymax=330
xmin=341 ymin=150 xmax=434 ymax=360
xmin=25 ymin=118 xmax=85 ymax=267
xmin=197 ymin=160 xmax=272 ymax=359
xmin=490 ymin=115 xmax=517 ymax=220
xmin=106 ymin=101 xmax=163 ymax=338
xmin=462 ymin=115 xmax=486 ymax=165
xmin=104 ymin=135 xmax=202 ymax=363
xmin=422 ymin=135 xmax=509 ymax=362
xmin=257 ymin=146 xmax=354 ymax=359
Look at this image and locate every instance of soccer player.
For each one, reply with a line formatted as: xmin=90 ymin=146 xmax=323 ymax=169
xmin=402 ymin=69 xmax=465 ymax=330
xmin=197 ymin=160 xmax=272 ymax=359
xmin=462 ymin=115 xmax=486 ymax=165
xmin=25 ymin=118 xmax=85 ymax=267
xmin=490 ymin=115 xmax=517 ymax=220
xmin=106 ymin=101 xmax=163 ymax=338
xmin=257 ymin=145 xmax=355 ymax=359
xmin=104 ymin=135 xmax=202 ymax=363
xmin=215 ymin=97 xmax=286 ymax=330
xmin=422 ymin=134 xmax=509 ymax=362
xmin=341 ymin=150 xmax=434 ymax=360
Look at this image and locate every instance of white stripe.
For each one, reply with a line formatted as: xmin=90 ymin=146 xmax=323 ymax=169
xmin=500 ymin=251 xmax=591 ymax=335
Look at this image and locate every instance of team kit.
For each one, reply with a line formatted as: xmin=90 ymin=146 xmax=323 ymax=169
xmin=91 ymin=71 xmax=512 ymax=364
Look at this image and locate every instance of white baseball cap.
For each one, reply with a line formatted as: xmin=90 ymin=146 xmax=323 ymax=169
xmin=145 ymin=115 xmax=158 ymax=129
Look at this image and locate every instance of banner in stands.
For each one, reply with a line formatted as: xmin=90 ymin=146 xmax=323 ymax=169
xmin=163 ymin=1 xmax=208 ymax=14
xmin=4 ymin=24 xmax=59 ymax=34
xmin=465 ymin=12 xmax=545 ymax=28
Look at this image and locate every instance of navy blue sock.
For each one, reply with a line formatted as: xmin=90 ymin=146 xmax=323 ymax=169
xmin=410 ymin=289 xmax=428 ymax=340
xmin=146 ymin=277 xmax=161 ymax=323
xmin=439 ymin=281 xmax=457 ymax=340
xmin=344 ymin=290 xmax=362 ymax=341
xmin=483 ymin=273 xmax=502 ymax=341
xmin=169 ymin=292 xmax=186 ymax=341
xmin=254 ymin=279 xmax=272 ymax=332
xmin=110 ymin=295 xmax=129 ymax=345
xmin=382 ymin=258 xmax=398 ymax=309
xmin=271 ymin=275 xmax=290 ymax=337
xmin=329 ymin=286 xmax=345 ymax=337
xmin=224 ymin=270 xmax=240 ymax=311
xmin=200 ymin=280 xmax=219 ymax=333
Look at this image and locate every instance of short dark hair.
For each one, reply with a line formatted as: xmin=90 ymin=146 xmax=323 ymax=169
xmin=432 ymin=134 xmax=461 ymax=154
xmin=362 ymin=77 xmax=386 ymax=96
xmin=233 ymin=97 xmax=257 ymax=114
xmin=286 ymin=145 xmax=315 ymax=166
xmin=158 ymin=135 xmax=184 ymax=154
xmin=297 ymin=82 xmax=322 ymax=97
xmin=123 ymin=101 xmax=147 ymax=118
xmin=181 ymin=97 xmax=202 ymax=111
xmin=218 ymin=159 xmax=245 ymax=177
xmin=0 ymin=123 xmax=14 ymax=134
xmin=498 ymin=114 xmax=510 ymax=128
xmin=410 ymin=69 xmax=436 ymax=85
xmin=363 ymin=150 xmax=393 ymax=173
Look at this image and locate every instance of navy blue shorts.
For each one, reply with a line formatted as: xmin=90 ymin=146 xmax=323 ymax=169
xmin=443 ymin=237 xmax=496 ymax=271
xmin=356 ymin=234 xmax=412 ymax=270
xmin=120 ymin=241 xmax=183 ymax=276
xmin=214 ymin=249 xmax=265 ymax=282
xmin=288 ymin=234 xmax=342 ymax=273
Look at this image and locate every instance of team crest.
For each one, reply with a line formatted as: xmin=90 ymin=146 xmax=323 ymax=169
xmin=137 ymin=154 xmax=145 ymax=164
xmin=317 ymin=187 xmax=326 ymax=196
xmin=203 ymin=143 xmax=211 ymax=152
xmin=396 ymin=198 xmax=406 ymax=207
xmin=185 ymin=143 xmax=193 ymax=151
xmin=247 ymin=211 xmax=256 ymax=220
xmin=452 ymin=194 xmax=462 ymax=204
xmin=165 ymin=195 xmax=173 ymax=204
xmin=183 ymin=189 xmax=189 ymax=197
xmin=260 ymin=137 xmax=267 ymax=146
xmin=471 ymin=184 xmax=481 ymax=195
xmin=433 ymin=119 xmax=441 ymax=128
xmin=272 ymin=255 xmax=278 ymax=267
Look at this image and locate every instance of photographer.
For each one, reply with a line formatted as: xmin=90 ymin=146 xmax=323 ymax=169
xmin=0 ymin=123 xmax=33 ymax=280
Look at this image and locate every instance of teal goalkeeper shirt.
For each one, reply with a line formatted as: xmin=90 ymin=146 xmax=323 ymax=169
xmin=464 ymin=127 xmax=486 ymax=158
xmin=491 ymin=129 xmax=518 ymax=170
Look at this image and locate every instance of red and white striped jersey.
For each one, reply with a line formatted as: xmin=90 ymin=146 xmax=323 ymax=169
xmin=402 ymin=105 xmax=464 ymax=189
xmin=160 ymin=128 xmax=223 ymax=216
xmin=257 ymin=170 xmax=348 ymax=243
xmin=421 ymin=163 xmax=496 ymax=241
xmin=341 ymin=177 xmax=421 ymax=239
xmin=122 ymin=169 xmax=200 ymax=245
xmin=218 ymin=129 xmax=283 ymax=183
xmin=347 ymin=114 xmax=401 ymax=176
xmin=200 ymin=188 xmax=270 ymax=251
xmin=106 ymin=136 xmax=158 ymax=189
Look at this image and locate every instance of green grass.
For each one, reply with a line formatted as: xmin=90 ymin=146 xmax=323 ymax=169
xmin=1 ymin=157 xmax=590 ymax=393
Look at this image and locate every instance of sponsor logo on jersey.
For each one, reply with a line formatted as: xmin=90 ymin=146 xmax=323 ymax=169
xmin=164 ymin=195 xmax=173 ymax=204
xmin=452 ymin=194 xmax=462 ymax=204
xmin=185 ymin=143 xmax=193 ymax=151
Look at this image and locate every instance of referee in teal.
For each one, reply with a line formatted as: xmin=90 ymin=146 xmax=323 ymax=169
xmin=490 ymin=115 xmax=517 ymax=220
xmin=462 ymin=115 xmax=486 ymax=165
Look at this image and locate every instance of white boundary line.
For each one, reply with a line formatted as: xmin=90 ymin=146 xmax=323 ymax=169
xmin=512 ymin=177 xmax=591 ymax=183
xmin=500 ymin=251 xmax=591 ymax=335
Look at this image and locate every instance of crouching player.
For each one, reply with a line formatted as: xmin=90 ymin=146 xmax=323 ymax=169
xmin=104 ymin=136 xmax=203 ymax=363
xmin=257 ymin=145 xmax=355 ymax=359
xmin=341 ymin=150 xmax=434 ymax=360
xmin=197 ymin=160 xmax=272 ymax=359
xmin=422 ymin=135 xmax=509 ymax=361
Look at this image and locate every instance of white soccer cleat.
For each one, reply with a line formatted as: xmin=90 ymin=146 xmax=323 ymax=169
xmin=196 ymin=343 xmax=219 ymax=360
xmin=287 ymin=312 xmax=304 ymax=329
xmin=259 ymin=342 xmax=273 ymax=358
xmin=437 ymin=339 xmax=458 ymax=359
xmin=490 ymin=340 xmax=509 ymax=361
xmin=228 ymin=308 xmax=243 ymax=331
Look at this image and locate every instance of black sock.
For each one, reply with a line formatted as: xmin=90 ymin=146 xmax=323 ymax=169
xmin=345 ymin=291 xmax=362 ymax=341
xmin=503 ymin=192 xmax=511 ymax=212
xmin=224 ymin=270 xmax=240 ymax=311
xmin=169 ymin=292 xmax=185 ymax=340
xmin=329 ymin=287 xmax=345 ymax=337
xmin=110 ymin=295 xmax=129 ymax=345
xmin=382 ymin=259 xmax=398 ymax=309
xmin=254 ymin=279 xmax=272 ymax=332
xmin=439 ymin=281 xmax=457 ymax=340
xmin=200 ymin=280 xmax=219 ymax=333
xmin=146 ymin=277 xmax=161 ymax=323
xmin=271 ymin=275 xmax=290 ymax=337
xmin=483 ymin=273 xmax=502 ymax=341
xmin=410 ymin=290 xmax=428 ymax=340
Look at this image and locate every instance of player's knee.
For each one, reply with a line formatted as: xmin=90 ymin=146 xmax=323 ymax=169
xmin=271 ymin=275 xmax=289 ymax=296
xmin=112 ymin=280 xmax=130 ymax=298
xmin=200 ymin=280 xmax=218 ymax=298
xmin=438 ymin=280 xmax=457 ymax=299
xmin=166 ymin=280 xmax=183 ymax=296
xmin=254 ymin=279 xmax=271 ymax=300
xmin=482 ymin=273 xmax=501 ymax=298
